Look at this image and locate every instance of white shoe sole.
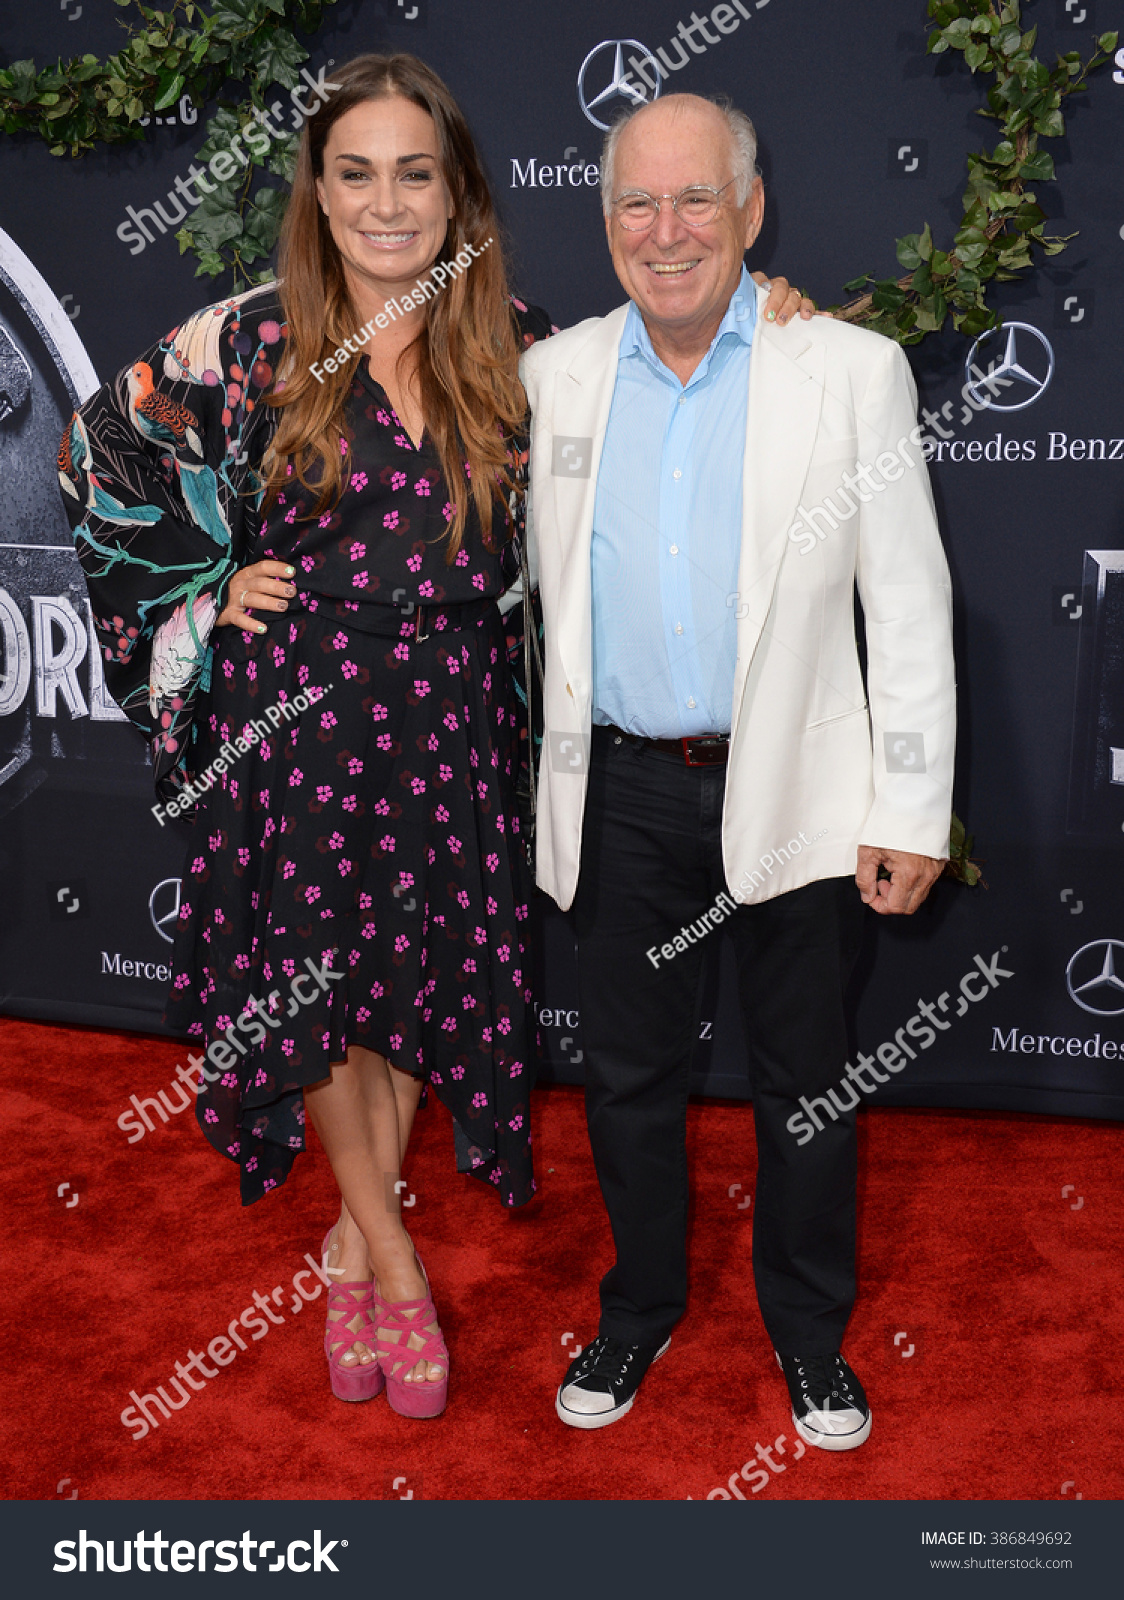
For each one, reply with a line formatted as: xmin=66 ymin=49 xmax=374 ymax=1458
xmin=792 ymin=1408 xmax=872 ymax=1452
xmin=555 ymin=1337 xmax=671 ymax=1430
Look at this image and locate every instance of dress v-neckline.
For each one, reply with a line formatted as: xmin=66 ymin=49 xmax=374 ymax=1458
xmin=360 ymin=359 xmax=426 ymax=453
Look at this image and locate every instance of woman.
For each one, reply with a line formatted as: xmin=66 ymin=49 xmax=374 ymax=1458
xmin=61 ymin=53 xmax=811 ymax=1419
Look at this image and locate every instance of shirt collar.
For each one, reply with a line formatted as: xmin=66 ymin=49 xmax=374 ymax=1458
xmin=620 ymin=264 xmax=757 ymax=370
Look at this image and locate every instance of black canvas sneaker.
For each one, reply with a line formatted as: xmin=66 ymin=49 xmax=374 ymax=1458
xmin=775 ymin=1350 xmax=872 ymax=1451
xmin=555 ymin=1334 xmax=671 ymax=1430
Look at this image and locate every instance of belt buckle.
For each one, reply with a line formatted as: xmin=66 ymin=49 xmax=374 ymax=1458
xmin=681 ymin=735 xmax=727 ymax=767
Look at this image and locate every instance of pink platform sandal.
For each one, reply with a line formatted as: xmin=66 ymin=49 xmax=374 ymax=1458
xmin=321 ymin=1228 xmax=385 ymax=1403
xmin=375 ymin=1257 xmax=449 ymax=1419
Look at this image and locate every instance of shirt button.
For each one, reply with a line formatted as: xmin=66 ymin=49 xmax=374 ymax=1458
xmin=687 ymin=698 xmax=697 ymax=709
xmin=677 ymin=395 xmax=686 ymax=406
xmin=675 ymin=623 xmax=683 ymax=635
xmin=672 ymin=468 xmax=682 ymax=480
xmin=669 ymin=544 xmax=678 ymax=556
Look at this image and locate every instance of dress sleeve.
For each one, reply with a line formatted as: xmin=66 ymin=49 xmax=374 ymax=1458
xmin=58 ymin=286 xmax=286 ymax=799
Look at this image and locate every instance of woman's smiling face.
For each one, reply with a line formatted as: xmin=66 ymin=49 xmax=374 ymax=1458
xmin=315 ymin=96 xmax=456 ymax=307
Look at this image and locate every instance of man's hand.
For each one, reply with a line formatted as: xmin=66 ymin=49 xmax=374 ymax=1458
xmin=750 ymin=272 xmax=822 ymax=326
xmin=856 ymin=846 xmax=943 ymax=916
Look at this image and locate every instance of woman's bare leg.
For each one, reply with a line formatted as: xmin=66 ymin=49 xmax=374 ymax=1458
xmin=305 ymin=1045 xmax=442 ymax=1382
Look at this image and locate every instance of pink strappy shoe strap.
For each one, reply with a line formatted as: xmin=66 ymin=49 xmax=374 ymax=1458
xmin=324 ymin=1280 xmax=380 ymax=1361
xmin=375 ymin=1293 xmax=449 ymax=1379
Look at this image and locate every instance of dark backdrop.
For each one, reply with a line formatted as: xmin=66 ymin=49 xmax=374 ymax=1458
xmin=2 ymin=0 xmax=1123 ymax=1119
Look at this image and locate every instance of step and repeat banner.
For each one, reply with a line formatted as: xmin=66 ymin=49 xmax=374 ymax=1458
xmin=1 ymin=0 xmax=1122 ymax=1119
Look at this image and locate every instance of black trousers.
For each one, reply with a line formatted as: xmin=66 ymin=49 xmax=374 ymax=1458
xmin=570 ymin=725 xmax=865 ymax=1356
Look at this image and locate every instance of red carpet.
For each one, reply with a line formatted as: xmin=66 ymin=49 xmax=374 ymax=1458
xmin=2 ymin=1015 xmax=1120 ymax=1502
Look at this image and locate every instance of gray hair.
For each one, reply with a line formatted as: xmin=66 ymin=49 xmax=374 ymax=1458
xmin=600 ymin=93 xmax=759 ymax=216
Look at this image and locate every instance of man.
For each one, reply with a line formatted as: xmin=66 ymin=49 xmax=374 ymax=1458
xmin=520 ymin=93 xmax=955 ymax=1449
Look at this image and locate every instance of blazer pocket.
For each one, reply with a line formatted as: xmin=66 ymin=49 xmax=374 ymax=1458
xmin=805 ymin=703 xmax=869 ymax=732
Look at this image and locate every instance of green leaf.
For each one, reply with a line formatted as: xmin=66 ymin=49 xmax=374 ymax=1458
xmin=896 ymin=234 xmax=923 ymax=270
xmin=1019 ymin=150 xmax=1055 ymax=182
xmin=1034 ymin=107 xmax=1065 ymax=138
xmin=154 ymin=71 xmax=185 ymax=111
xmin=917 ymin=221 xmax=934 ymax=260
xmin=254 ymin=29 xmax=306 ymax=91
xmin=965 ymin=40 xmax=989 ymax=72
xmin=1097 ymin=32 xmax=1119 ymax=53
xmin=842 ymin=275 xmax=871 ymax=294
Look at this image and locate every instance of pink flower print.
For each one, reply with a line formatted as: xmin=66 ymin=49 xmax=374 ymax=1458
xmin=374 ymin=798 xmax=390 ymax=816
xmin=515 ymin=902 xmax=529 ymax=921
xmin=377 ymin=732 xmax=393 ymax=751
xmin=328 ymin=831 xmax=344 ymax=849
xmin=456 ymin=890 xmax=470 ymax=909
xmin=391 ymin=471 xmax=407 ymax=491
xmin=370 ymin=703 xmax=388 ymax=721
xmin=282 ymin=958 xmax=296 ymax=977
xmin=472 ymin=572 xmax=487 ymax=591
xmin=377 ymin=408 xmax=392 ymax=426
xmin=340 ymin=438 xmax=349 ymax=455
xmin=469 ymin=748 xmax=479 ymax=768
xmin=380 ymin=834 xmax=396 ymax=852
xmin=509 ymin=1061 xmax=524 ymax=1078
xmin=342 ymin=660 xmax=358 ymax=679
xmin=332 ymin=631 xmax=348 ymax=650
xmin=390 ymin=1032 xmax=403 ymax=1050
xmin=497 ymin=943 xmax=511 ymax=963
xmin=282 ymin=860 xmax=296 ymax=879
xmin=301 ymin=554 xmax=315 ymax=572
xmin=284 ymin=506 xmax=297 ymax=523
xmin=413 ymin=679 xmax=430 ymax=698
xmin=411 ymin=776 xmax=426 ymax=795
xmin=472 ymin=1092 xmax=488 ymax=1108
xmin=439 ymin=763 xmax=453 ymax=784
xmin=463 ymin=461 xmax=472 ymax=479
xmin=418 ymin=579 xmax=435 ymax=599
xmin=486 ymin=852 xmax=499 ymax=874
xmin=398 ymin=871 xmax=415 ymax=890
xmin=352 ymin=571 xmax=370 ymax=588
xmin=426 ymin=733 xmax=440 ymax=752
xmin=513 ymin=969 xmax=522 ymax=988
xmin=393 ymin=643 xmax=409 ymax=661
xmin=486 ymin=896 xmax=498 ymax=915
xmin=237 ymin=847 xmax=250 ymax=867
xmin=318 ymin=512 xmax=333 ymax=529
xmin=191 ymin=855 xmax=206 ymax=874
xmin=509 ymin=1114 xmax=524 ymax=1131
xmin=406 ymin=551 xmax=422 ymax=572
xmin=204 ymin=1108 xmax=219 ymax=1124
xmin=347 ymin=756 xmax=363 ymax=775
xmin=395 ymin=433 xmax=413 ymax=451
xmin=394 ymin=934 xmax=410 ymax=954
xmin=349 ymin=540 xmax=366 ymax=560
xmin=450 ymin=1064 xmax=465 ymax=1079
xmin=245 ymin=660 xmax=258 ymax=682
xmin=254 ymin=1067 xmax=269 ymax=1088
xmin=474 ymin=926 xmax=487 ymax=945
xmin=317 ymin=785 xmax=333 ymax=802
xmin=384 ymin=509 xmax=400 ymax=530
xmin=427 ymin=846 xmax=436 ymax=864
xmin=414 ymin=478 xmax=431 ymax=497
xmin=321 ymin=711 xmax=337 ymax=731
xmin=446 ymin=656 xmax=461 ymax=676
xmin=454 ymin=548 xmax=469 ymax=566
xmin=222 ymin=658 xmax=234 ymax=679
xmin=483 ymin=672 xmax=492 ymax=692
xmin=434 ymin=804 xmax=449 ymax=824
xmin=305 ymin=885 xmax=321 ymax=904
xmin=350 ymin=471 xmax=368 ymax=491
xmin=478 ymin=781 xmax=489 ymax=801
xmin=447 ymin=834 xmax=463 ymax=855
xmin=496 ymin=813 xmax=506 ymax=834
xmin=441 ymin=1016 xmax=457 ymax=1032
xmin=497 ymin=1016 xmax=512 ymax=1035
xmin=221 ymin=1071 xmax=238 ymax=1088
xmin=443 ymin=711 xmax=459 ymax=731
xmin=463 ymin=955 xmax=478 ymax=974
xmin=444 ymin=502 xmax=457 ymax=524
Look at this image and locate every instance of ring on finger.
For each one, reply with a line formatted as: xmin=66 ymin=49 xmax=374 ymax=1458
xmin=240 ymin=588 xmax=250 ymax=609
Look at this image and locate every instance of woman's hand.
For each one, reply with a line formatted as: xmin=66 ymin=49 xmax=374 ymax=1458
xmin=751 ymin=273 xmax=823 ymax=326
xmin=216 ymin=559 xmax=297 ymax=633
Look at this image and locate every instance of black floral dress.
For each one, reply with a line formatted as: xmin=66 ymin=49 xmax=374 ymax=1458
xmin=60 ymin=282 xmax=551 ymax=1209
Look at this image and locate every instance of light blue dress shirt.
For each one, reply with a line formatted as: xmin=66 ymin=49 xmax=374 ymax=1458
xmin=591 ymin=267 xmax=755 ymax=739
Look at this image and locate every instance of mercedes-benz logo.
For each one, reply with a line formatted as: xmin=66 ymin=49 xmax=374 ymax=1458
xmin=1065 ymin=938 xmax=1124 ymax=1016
xmin=964 ymin=322 xmax=1055 ymax=412
xmin=577 ymin=40 xmax=659 ymax=132
xmin=149 ymin=876 xmax=182 ymax=944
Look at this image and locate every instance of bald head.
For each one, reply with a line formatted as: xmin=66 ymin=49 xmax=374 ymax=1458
xmin=600 ymin=94 xmax=758 ymax=216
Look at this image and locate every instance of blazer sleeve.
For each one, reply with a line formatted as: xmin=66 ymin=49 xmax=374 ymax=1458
xmin=58 ymin=288 xmax=285 ymax=800
xmin=853 ymin=339 xmax=956 ymax=858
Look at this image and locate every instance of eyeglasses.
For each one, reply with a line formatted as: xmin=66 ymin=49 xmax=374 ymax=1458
xmin=611 ymin=180 xmax=736 ymax=232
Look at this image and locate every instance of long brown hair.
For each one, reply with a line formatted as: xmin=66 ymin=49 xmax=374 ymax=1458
xmin=262 ymin=54 xmax=526 ymax=561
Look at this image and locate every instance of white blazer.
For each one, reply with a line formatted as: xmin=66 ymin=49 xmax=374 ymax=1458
xmin=519 ymin=283 xmax=956 ymax=913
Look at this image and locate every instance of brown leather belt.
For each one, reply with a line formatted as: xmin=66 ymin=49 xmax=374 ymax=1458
xmin=600 ymin=722 xmax=730 ymax=767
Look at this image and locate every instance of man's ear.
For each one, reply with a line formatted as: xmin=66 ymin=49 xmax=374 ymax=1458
xmin=743 ymin=176 xmax=765 ymax=250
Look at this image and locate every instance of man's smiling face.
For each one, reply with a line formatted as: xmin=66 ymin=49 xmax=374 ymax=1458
xmin=605 ymin=96 xmax=763 ymax=346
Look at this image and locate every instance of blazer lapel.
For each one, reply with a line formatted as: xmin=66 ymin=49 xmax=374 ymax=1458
xmin=550 ymin=304 xmax=630 ymax=702
xmin=730 ymin=290 xmax=826 ymax=730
